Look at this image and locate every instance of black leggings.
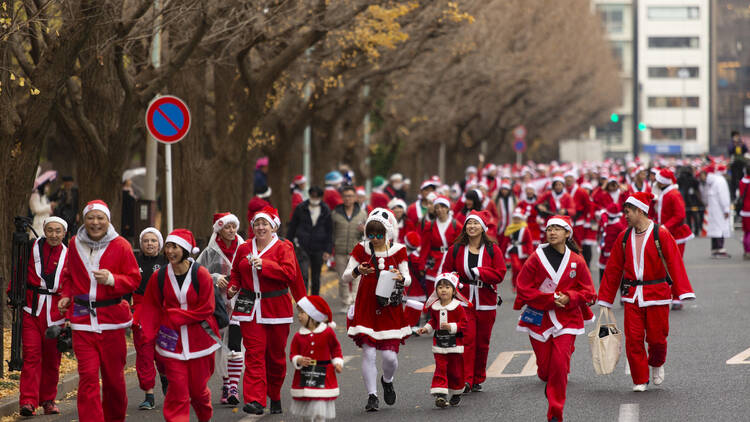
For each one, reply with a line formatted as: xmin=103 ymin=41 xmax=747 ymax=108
xmin=711 ymin=238 xmax=725 ymax=250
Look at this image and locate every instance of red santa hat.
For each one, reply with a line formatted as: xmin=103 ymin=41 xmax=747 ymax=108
xmin=546 ymin=215 xmax=572 ymax=233
xmin=297 ymin=295 xmax=335 ymax=328
xmin=465 ymin=210 xmax=490 ymax=232
xmin=581 ymin=181 xmax=593 ymax=190
xmin=420 ymin=176 xmax=441 ymax=191
xmin=43 ymin=216 xmax=68 ymax=232
xmin=624 ymin=192 xmax=654 ymax=214
xmin=356 ymin=185 xmax=366 ymax=196
xmin=165 ymin=228 xmax=200 ymax=255
xmin=500 ymin=179 xmax=511 ymax=190
xmin=551 ymin=175 xmax=565 ymax=185
xmin=563 ymin=170 xmax=577 ymax=179
xmin=404 ymin=231 xmax=421 ymax=249
xmin=252 ymin=206 xmax=280 ymax=230
xmin=292 ymin=174 xmax=307 ymax=186
xmin=424 ymin=272 xmax=472 ymax=309
xmin=512 ymin=207 xmax=527 ymax=220
xmin=139 ymin=227 xmax=163 ymax=250
xmin=213 ymin=212 xmax=240 ymax=233
xmin=433 ymin=195 xmax=451 ymax=209
xmin=700 ymin=164 xmax=715 ymax=174
xmin=387 ymin=198 xmax=407 ymax=211
xmin=83 ymin=199 xmax=110 ymax=220
xmin=655 ymin=168 xmax=676 ymax=185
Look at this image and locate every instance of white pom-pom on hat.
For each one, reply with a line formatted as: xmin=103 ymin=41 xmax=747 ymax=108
xmin=192 ymin=246 xmax=200 ymax=255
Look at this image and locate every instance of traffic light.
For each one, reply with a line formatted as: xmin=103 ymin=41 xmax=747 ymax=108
xmin=638 ymin=122 xmax=647 ymax=131
xmin=610 ymin=113 xmax=619 ymax=123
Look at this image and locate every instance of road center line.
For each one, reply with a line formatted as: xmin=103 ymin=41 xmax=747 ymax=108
xmin=618 ymin=403 xmax=639 ymax=422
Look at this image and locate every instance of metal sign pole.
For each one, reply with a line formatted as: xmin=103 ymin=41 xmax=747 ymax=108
xmin=165 ymin=144 xmax=173 ymax=232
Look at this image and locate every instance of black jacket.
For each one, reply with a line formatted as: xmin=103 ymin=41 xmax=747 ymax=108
xmin=287 ymin=200 xmax=333 ymax=254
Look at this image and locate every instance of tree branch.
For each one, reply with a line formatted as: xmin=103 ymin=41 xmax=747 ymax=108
xmin=114 ymin=44 xmax=136 ymax=100
xmin=8 ymin=34 xmax=36 ymax=78
xmin=117 ymin=0 xmax=152 ymax=38
xmin=65 ymin=78 xmax=107 ymax=157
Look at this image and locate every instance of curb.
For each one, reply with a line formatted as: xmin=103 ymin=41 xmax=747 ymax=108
xmin=0 ymin=348 xmax=137 ymax=417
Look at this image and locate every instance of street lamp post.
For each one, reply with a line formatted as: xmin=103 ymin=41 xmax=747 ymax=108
xmin=678 ymin=67 xmax=690 ymax=157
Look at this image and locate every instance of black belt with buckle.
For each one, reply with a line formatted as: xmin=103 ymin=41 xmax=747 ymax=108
xmin=461 ymin=279 xmax=493 ymax=289
xmin=73 ymin=296 xmax=122 ymax=316
xmin=239 ymin=287 xmax=289 ymax=299
xmin=431 ymin=246 xmax=449 ymax=253
xmin=622 ymin=278 xmax=669 ymax=286
xmin=309 ymin=359 xmax=332 ymax=366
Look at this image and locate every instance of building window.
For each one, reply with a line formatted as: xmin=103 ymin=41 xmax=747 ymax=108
xmin=648 ymin=66 xmax=699 ymax=78
xmin=647 ymin=96 xmax=700 ymax=108
xmin=648 ymin=37 xmax=700 ymax=48
xmin=611 ymin=42 xmax=624 ymax=71
xmin=647 ymin=6 xmax=700 ymax=20
xmin=651 ymin=127 xmax=697 ymax=141
xmin=598 ymin=5 xmax=624 ymax=34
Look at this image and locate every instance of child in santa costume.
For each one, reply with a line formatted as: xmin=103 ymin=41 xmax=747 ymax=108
xmin=416 ymin=273 xmax=470 ymax=408
xmin=420 ymin=195 xmax=463 ymax=298
xmin=132 ymin=227 xmax=168 ymax=410
xmin=500 ymin=208 xmax=534 ymax=291
xmin=598 ymin=203 xmax=627 ymax=282
xmin=196 ymin=212 xmax=245 ymax=405
xmin=514 ymin=215 xmax=597 ymax=422
xmin=227 ymin=206 xmax=308 ymax=415
xmin=58 ymin=200 xmax=140 ymax=422
xmin=598 ymin=192 xmax=695 ymax=392
xmin=343 ymin=208 xmax=412 ymax=412
xmin=402 ymin=231 xmax=427 ymax=331
xmin=137 ymin=229 xmax=220 ymax=422
xmin=438 ymin=210 xmax=506 ymax=393
xmin=13 ymin=217 xmax=68 ymax=416
xmin=290 ymin=295 xmax=344 ymax=421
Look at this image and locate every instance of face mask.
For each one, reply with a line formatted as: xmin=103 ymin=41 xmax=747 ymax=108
xmin=309 ymin=199 xmax=321 ymax=206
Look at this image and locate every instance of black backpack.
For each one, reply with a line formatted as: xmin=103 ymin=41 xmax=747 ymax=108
xmin=156 ymin=262 xmax=230 ymax=329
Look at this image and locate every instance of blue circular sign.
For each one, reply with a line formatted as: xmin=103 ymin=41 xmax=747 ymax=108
xmin=513 ymin=139 xmax=526 ymax=152
xmin=145 ymin=96 xmax=191 ymax=144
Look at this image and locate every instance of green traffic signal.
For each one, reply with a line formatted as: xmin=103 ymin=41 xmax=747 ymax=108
xmin=610 ymin=113 xmax=619 ymax=123
xmin=638 ymin=122 xmax=647 ymax=131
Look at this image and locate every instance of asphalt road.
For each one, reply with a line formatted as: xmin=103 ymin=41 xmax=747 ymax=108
xmin=36 ymin=234 xmax=750 ymax=421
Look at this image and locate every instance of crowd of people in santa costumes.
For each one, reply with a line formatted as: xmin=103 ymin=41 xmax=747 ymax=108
xmin=598 ymin=192 xmax=696 ymax=393
xmin=499 ymin=207 xmax=534 ymax=290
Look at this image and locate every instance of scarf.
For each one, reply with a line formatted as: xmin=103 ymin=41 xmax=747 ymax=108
xmin=75 ymin=224 xmax=119 ymax=251
xmin=504 ymin=221 xmax=527 ymax=237
xmin=217 ymin=235 xmax=238 ymax=261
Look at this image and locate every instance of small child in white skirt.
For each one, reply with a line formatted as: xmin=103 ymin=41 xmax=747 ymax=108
xmin=291 ymin=295 xmax=344 ymax=421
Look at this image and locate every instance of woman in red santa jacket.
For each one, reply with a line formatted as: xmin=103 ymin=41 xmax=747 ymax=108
xmin=420 ymin=196 xmax=463 ymax=298
xmin=58 ymin=200 xmax=140 ymax=422
xmin=13 ymin=217 xmax=68 ymax=416
xmin=290 ymin=295 xmax=344 ymax=421
xmin=416 ymin=272 xmax=470 ymax=408
xmin=343 ymin=208 xmax=411 ymax=412
xmin=598 ymin=192 xmax=695 ymax=392
xmin=598 ymin=203 xmax=628 ymax=282
xmin=514 ymin=215 xmax=597 ymax=422
xmin=439 ymin=210 xmax=506 ymax=392
xmin=137 ymin=229 xmax=220 ymax=422
xmin=227 ymin=206 xmax=307 ymax=415
xmin=500 ymin=208 xmax=534 ymax=291
xmin=535 ymin=177 xmax=575 ymax=228
xmin=518 ymin=185 xmax=542 ymax=246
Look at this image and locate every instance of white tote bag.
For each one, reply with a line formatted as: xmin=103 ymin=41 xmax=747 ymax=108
xmin=588 ymin=307 xmax=623 ymax=375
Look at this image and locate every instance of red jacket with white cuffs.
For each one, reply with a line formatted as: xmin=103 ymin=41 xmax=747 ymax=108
xmin=655 ymin=185 xmax=694 ymax=244
xmin=500 ymin=226 xmax=534 ymax=260
xmin=419 ymin=218 xmax=462 ymax=280
xmin=421 ymin=299 xmax=468 ymax=354
xmin=60 ymin=232 xmax=140 ymax=333
xmin=140 ymin=263 xmax=220 ymax=360
xmin=514 ymin=245 xmax=597 ymax=342
xmin=439 ymin=243 xmax=506 ymax=311
xmin=13 ymin=238 xmax=67 ymax=326
xmin=598 ymin=221 xmax=695 ymax=308
xmin=228 ymin=235 xmax=307 ymax=324
xmin=290 ymin=323 xmax=343 ymax=400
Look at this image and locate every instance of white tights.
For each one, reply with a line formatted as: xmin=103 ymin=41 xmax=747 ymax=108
xmin=361 ymin=344 xmax=399 ymax=395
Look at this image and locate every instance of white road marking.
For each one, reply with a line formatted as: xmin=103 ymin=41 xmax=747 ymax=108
xmin=618 ymin=403 xmax=639 ymax=422
xmin=415 ymin=364 xmax=436 ymax=373
xmin=238 ymin=415 xmax=264 ymax=421
xmin=342 ymin=355 xmax=356 ymax=366
xmin=414 ymin=350 xmax=538 ymax=376
xmin=726 ymin=347 xmax=750 ymax=364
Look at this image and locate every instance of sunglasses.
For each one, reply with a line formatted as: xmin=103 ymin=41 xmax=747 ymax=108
xmin=367 ymin=233 xmax=384 ymax=240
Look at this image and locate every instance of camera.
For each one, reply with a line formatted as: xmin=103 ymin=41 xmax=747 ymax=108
xmin=46 ymin=325 xmax=73 ymax=353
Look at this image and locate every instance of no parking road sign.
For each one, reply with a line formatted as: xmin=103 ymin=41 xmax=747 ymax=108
xmin=513 ymin=139 xmax=526 ymax=153
xmin=146 ymin=95 xmax=191 ymax=144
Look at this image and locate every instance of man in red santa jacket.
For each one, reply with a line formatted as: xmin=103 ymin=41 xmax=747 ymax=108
xmin=13 ymin=217 xmax=68 ymax=416
xmin=564 ymin=171 xmax=593 ymax=265
xmin=653 ymin=168 xmax=693 ymax=256
xmin=597 ymin=192 xmax=695 ymax=392
xmin=58 ymin=200 xmax=140 ymax=422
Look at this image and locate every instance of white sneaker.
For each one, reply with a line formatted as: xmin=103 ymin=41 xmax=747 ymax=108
xmin=651 ymin=365 xmax=664 ymax=385
xmin=632 ymin=384 xmax=648 ymax=392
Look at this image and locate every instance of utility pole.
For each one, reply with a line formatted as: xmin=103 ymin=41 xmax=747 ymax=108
xmin=144 ymin=0 xmax=161 ymax=203
xmin=302 ymin=48 xmax=312 ymax=189
xmin=632 ymin=0 xmax=640 ymax=158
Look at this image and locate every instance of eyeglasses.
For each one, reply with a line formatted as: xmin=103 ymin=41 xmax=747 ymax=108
xmin=367 ymin=234 xmax=384 ymax=240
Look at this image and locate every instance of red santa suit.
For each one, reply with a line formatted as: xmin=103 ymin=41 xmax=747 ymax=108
xmin=535 ymin=190 xmax=575 ymax=224
xmin=16 ymin=236 xmax=67 ymax=411
xmin=289 ymin=323 xmax=343 ymax=418
xmin=290 ymin=189 xmax=304 ymax=221
xmin=60 ymin=201 xmax=139 ymax=422
xmin=598 ymin=205 xmax=695 ymax=387
xmin=566 ymin=184 xmax=591 ymax=246
xmin=514 ymin=238 xmax=596 ymax=422
xmin=517 ymin=197 xmax=541 ymax=246
xmin=500 ymin=220 xmax=534 ymax=289
xmin=598 ymin=205 xmax=627 ymax=271
xmin=370 ymin=190 xmax=390 ymax=209
xmin=139 ymin=246 xmax=220 ymax=422
xmin=419 ymin=216 xmax=462 ymax=296
xmin=406 ymin=198 xmax=432 ymax=231
xmin=739 ymin=176 xmax=750 ymax=254
xmin=438 ymin=211 xmax=506 ymax=388
xmin=655 ymin=183 xmax=694 ymax=255
xmin=228 ymin=224 xmax=307 ymax=408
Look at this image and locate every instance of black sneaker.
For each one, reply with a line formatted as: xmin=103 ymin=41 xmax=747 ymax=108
xmin=381 ymin=376 xmax=396 ymax=405
xmin=449 ymin=395 xmax=461 ymax=406
xmin=434 ymin=394 xmax=448 ymax=408
xmin=138 ymin=393 xmax=155 ymax=410
xmin=269 ymin=400 xmax=282 ymax=414
xmin=365 ymin=394 xmax=379 ymax=412
xmin=471 ymin=383 xmax=483 ymax=392
xmin=243 ymin=401 xmax=264 ymax=415
xmin=463 ymin=382 xmax=472 ymax=394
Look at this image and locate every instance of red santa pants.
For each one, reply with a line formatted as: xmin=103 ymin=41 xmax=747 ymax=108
xmin=161 ymin=354 xmax=214 ymax=422
xmin=624 ymin=303 xmax=669 ymax=385
xmin=19 ymin=311 xmax=62 ymax=407
xmin=462 ymin=308 xmax=496 ymax=386
xmin=509 ymin=254 xmax=525 ymax=289
xmin=72 ymin=329 xmax=127 ymax=422
xmin=241 ymin=320 xmax=290 ymax=406
xmin=530 ymin=334 xmax=576 ymax=422
xmin=430 ymin=353 xmax=464 ymax=396
xmin=133 ymin=323 xmax=164 ymax=391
